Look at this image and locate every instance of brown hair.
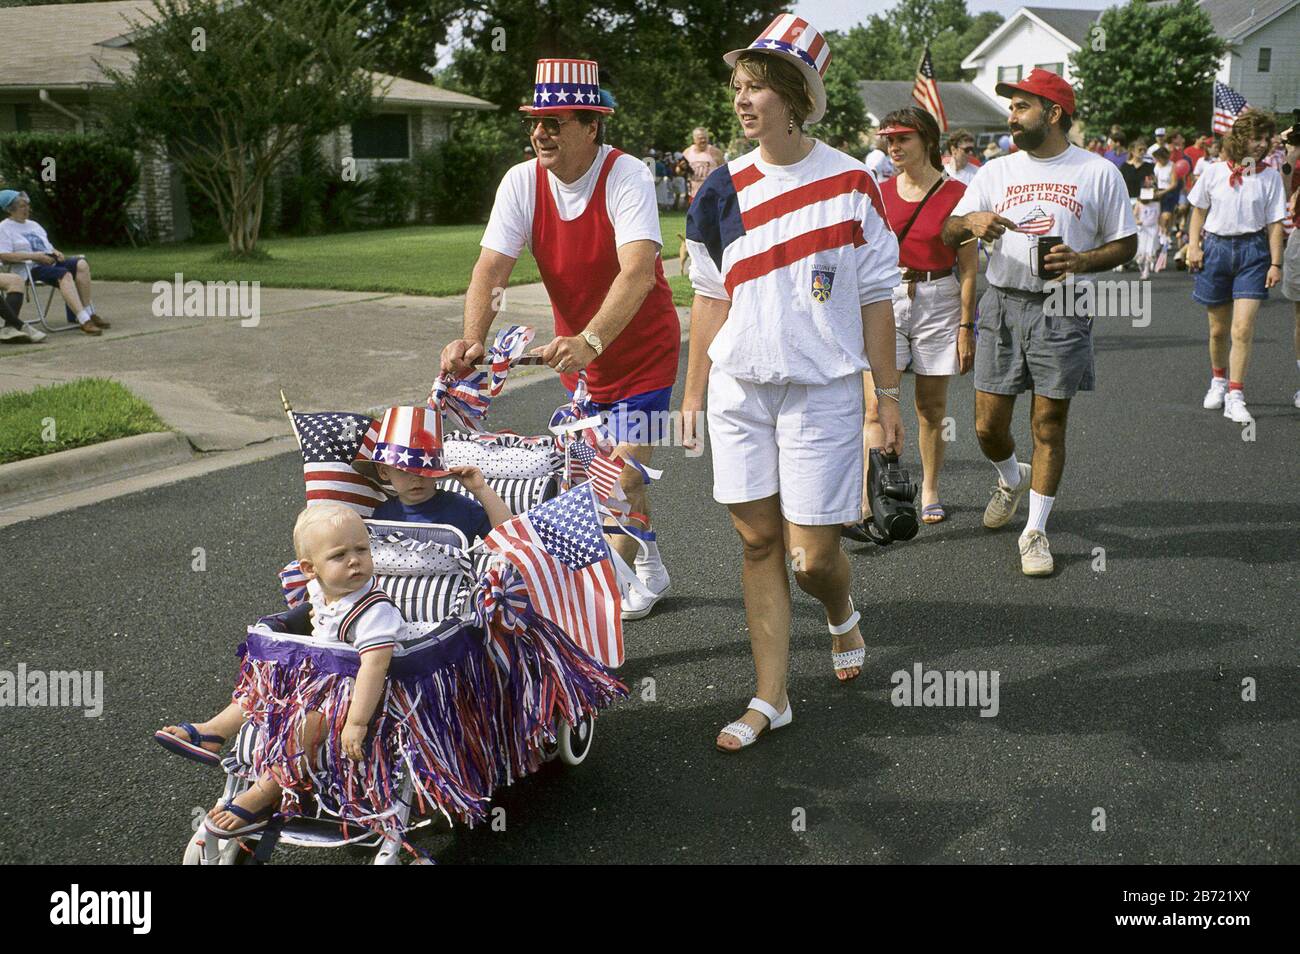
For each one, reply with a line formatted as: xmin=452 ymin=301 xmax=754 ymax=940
xmin=880 ymin=107 xmax=944 ymax=172
xmin=947 ymin=127 xmax=975 ymax=149
xmin=730 ymin=51 xmax=814 ymax=128
xmin=1222 ymin=109 xmax=1275 ymax=164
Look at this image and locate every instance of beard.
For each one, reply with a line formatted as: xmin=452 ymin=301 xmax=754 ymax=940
xmin=1011 ymin=119 xmax=1048 ymax=151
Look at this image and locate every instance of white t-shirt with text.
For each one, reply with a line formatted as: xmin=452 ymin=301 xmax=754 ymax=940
xmin=951 ymin=144 xmax=1136 ymax=292
xmin=0 ymin=218 xmax=53 ymax=278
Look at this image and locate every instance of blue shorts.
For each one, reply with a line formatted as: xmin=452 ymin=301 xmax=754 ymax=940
xmin=1159 ymin=192 xmax=1179 ymax=215
xmin=1192 ymin=231 xmax=1270 ymax=306
xmin=29 ymin=256 xmax=84 ymax=323
xmin=575 ymin=385 xmax=674 ymax=445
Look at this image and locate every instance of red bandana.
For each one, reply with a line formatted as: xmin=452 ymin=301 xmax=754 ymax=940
xmin=1227 ymin=161 xmax=1250 ymax=188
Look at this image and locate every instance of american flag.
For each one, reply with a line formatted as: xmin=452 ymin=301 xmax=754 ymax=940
xmin=1017 ymin=207 xmax=1056 ymax=235
xmin=587 ymin=452 xmax=626 ymax=501
xmin=912 ymin=46 xmax=948 ymax=132
xmin=485 ymin=481 xmax=623 ymax=668
xmin=1213 ymin=81 xmax=1249 ymax=134
xmin=291 ymin=411 xmax=388 ymax=515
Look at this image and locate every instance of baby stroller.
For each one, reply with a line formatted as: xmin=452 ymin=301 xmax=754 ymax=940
xmin=183 ymin=328 xmax=631 ymax=865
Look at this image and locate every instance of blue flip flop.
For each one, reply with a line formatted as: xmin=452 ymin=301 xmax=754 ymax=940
xmin=204 ymin=800 xmax=275 ymax=838
xmin=154 ymin=722 xmax=224 ymax=766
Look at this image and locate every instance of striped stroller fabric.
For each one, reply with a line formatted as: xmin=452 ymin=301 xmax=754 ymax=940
xmin=435 ymin=475 xmax=558 ymax=516
xmin=375 ymin=571 xmax=472 ymax=624
xmin=443 ymin=433 xmax=561 ymax=479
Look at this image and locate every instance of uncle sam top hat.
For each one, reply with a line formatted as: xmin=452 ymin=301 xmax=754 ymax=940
xmin=520 ymin=59 xmax=614 ymax=115
xmin=724 ymin=13 xmax=831 ymax=124
xmin=353 ymin=405 xmax=448 ymax=482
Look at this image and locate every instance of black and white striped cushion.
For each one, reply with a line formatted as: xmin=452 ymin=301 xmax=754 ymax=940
xmin=435 ymin=475 xmax=558 ymax=516
xmin=375 ymin=572 xmax=471 ymax=624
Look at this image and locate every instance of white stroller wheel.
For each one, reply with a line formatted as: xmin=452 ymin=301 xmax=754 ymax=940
xmin=558 ymin=712 xmax=596 ymax=766
xmin=182 ymin=830 xmax=248 ymax=865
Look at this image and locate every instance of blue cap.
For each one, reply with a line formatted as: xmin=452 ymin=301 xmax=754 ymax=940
xmin=0 ymin=190 xmax=22 ymax=212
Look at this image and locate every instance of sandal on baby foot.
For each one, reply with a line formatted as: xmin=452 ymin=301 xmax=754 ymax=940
xmin=154 ymin=722 xmax=225 ymax=766
xmin=204 ymin=800 xmax=275 ymax=838
xmin=829 ymin=597 xmax=864 ymax=681
xmin=921 ymin=502 xmax=946 ymax=524
xmin=716 ymin=697 xmax=793 ymax=752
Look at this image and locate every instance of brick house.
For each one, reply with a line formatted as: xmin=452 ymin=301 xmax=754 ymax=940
xmin=0 ymin=1 xmax=495 ymax=241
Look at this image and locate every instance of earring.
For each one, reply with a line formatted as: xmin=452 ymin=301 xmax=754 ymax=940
xmin=788 ymin=117 xmax=794 ymax=135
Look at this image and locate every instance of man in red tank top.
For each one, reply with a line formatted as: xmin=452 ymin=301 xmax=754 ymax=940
xmin=441 ymin=58 xmax=681 ymax=620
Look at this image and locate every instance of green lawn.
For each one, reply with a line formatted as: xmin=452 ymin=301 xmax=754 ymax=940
xmin=83 ymin=213 xmax=690 ymax=299
xmin=0 ymin=378 xmax=168 ymax=464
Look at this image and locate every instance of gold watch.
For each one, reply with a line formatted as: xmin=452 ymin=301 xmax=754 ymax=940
xmin=580 ymin=329 xmax=604 ymax=356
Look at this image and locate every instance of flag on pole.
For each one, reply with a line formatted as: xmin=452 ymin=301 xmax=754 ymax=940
xmin=291 ymin=411 xmax=388 ymax=515
xmin=912 ymin=45 xmax=948 ymax=132
xmin=484 ymin=481 xmax=623 ymax=668
xmin=1212 ymin=81 xmax=1250 ymax=134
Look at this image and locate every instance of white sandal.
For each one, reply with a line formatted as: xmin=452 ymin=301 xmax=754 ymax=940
xmin=829 ymin=597 xmax=864 ymax=679
xmin=716 ymin=696 xmax=793 ymax=752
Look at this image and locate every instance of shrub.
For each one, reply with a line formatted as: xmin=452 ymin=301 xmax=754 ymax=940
xmin=0 ymin=133 xmax=139 ymax=246
xmin=424 ymin=118 xmax=515 ymax=224
xmin=366 ymin=160 xmax=417 ymax=227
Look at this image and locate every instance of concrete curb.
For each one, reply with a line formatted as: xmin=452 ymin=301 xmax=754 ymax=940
xmin=0 ymin=431 xmax=192 ymax=513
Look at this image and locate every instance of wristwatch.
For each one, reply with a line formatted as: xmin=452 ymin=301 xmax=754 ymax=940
xmin=580 ymin=329 xmax=604 ymax=356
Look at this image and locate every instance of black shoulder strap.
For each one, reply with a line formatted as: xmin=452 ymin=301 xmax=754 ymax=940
xmin=894 ymin=176 xmax=947 ymax=245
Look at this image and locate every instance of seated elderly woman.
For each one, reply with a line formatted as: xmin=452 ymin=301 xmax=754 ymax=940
xmin=0 ymin=269 xmax=43 ymax=343
xmin=0 ymin=189 xmax=109 ymax=337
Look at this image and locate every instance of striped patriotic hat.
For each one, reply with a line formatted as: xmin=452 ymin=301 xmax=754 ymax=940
xmin=520 ymin=58 xmax=614 ymax=115
xmin=725 ymin=13 xmax=831 ymax=124
xmin=353 ymin=406 xmax=447 ymax=482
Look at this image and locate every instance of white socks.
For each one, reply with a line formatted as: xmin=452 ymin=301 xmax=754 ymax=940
xmin=1024 ymin=491 xmax=1054 ymax=535
xmin=75 ymin=307 xmax=92 ymax=325
xmin=634 ymin=537 xmax=667 ymax=580
xmin=992 ymin=454 xmax=1022 ymax=489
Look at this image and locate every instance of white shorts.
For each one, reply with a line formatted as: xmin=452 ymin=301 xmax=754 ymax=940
xmin=1283 ymin=227 xmax=1300 ymax=303
xmin=706 ymin=367 xmax=863 ymax=525
xmin=893 ymin=274 xmax=961 ymax=376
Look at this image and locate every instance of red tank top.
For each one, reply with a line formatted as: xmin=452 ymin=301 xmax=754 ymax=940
xmin=880 ymin=176 xmax=967 ymax=272
xmin=531 ymin=148 xmax=681 ymax=403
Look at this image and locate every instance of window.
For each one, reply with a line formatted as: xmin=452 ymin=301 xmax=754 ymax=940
xmin=350 ymin=114 xmax=410 ymax=160
xmin=998 ymin=65 xmax=1023 ymax=84
xmin=1258 ymin=48 xmax=1271 ymax=72
xmin=1035 ymin=62 xmax=1064 ymax=75
xmin=14 ymin=103 xmax=31 ymax=132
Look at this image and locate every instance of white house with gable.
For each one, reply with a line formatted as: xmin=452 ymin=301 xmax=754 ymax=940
xmin=960 ymin=7 xmax=1102 ymax=107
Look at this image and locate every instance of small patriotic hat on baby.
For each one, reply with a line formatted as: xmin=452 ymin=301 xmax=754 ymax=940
xmin=724 ymin=13 xmax=832 ymax=124
xmin=520 ymin=58 xmax=614 ymax=115
xmin=353 ymin=406 xmax=447 ymax=482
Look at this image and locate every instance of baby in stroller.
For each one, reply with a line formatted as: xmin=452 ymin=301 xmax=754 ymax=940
xmin=203 ymin=504 xmax=402 ymax=838
xmin=154 ymin=406 xmax=506 ymax=770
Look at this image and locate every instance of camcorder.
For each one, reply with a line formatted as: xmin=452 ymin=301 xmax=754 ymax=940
xmin=857 ymin=449 xmax=919 ymax=546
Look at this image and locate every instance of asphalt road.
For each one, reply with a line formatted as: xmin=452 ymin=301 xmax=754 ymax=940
xmin=1 ymin=269 xmax=1296 ymax=864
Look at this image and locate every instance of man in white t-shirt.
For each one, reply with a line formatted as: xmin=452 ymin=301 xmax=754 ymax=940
xmin=943 ymin=128 xmax=979 ymax=185
xmin=864 ymin=132 xmax=894 ymax=181
xmin=941 ymin=69 xmax=1137 ymax=577
xmin=439 ymin=58 xmax=681 ymax=620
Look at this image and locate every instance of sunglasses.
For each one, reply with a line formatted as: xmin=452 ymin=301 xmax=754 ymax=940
xmin=955 ymin=145 xmax=976 ymax=154
xmin=521 ymin=117 xmax=576 ymax=137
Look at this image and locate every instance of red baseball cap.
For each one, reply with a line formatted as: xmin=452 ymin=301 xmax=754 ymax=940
xmin=995 ymin=68 xmax=1076 ymax=116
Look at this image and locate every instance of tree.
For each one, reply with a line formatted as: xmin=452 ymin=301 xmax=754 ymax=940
xmin=835 ymin=0 xmax=1001 ymax=83
xmin=1070 ymin=0 xmax=1225 ymax=136
xmin=102 ymin=0 xmax=376 ymax=255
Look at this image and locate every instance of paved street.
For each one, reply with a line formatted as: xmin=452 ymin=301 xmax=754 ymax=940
xmin=0 ymin=269 xmax=1295 ymax=864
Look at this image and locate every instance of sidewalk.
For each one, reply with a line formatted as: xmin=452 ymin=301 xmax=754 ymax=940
xmin=0 ymin=261 xmax=687 ymax=454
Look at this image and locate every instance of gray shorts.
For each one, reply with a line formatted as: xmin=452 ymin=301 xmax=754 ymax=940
xmin=975 ymin=285 xmax=1095 ymax=400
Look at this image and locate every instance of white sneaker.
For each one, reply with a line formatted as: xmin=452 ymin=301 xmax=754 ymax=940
xmin=1223 ymin=390 xmax=1254 ymax=425
xmin=1019 ymin=530 xmax=1054 ymax=576
xmin=621 ymin=568 xmax=670 ymax=620
xmin=1293 ymin=389 xmax=1300 ymax=410
xmin=983 ymin=462 xmax=1032 ymax=529
xmin=24 ymin=325 xmax=46 ymax=342
xmin=0 ymin=325 xmax=30 ymax=343
xmin=1202 ymin=377 xmax=1228 ymax=409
